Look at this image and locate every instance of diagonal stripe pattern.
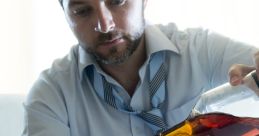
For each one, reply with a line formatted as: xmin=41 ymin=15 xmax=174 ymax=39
xmin=103 ymin=76 xmax=117 ymax=109
xmin=149 ymin=63 xmax=166 ymax=98
xmin=139 ymin=112 xmax=167 ymax=131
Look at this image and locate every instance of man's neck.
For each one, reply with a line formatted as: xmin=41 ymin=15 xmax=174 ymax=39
xmin=99 ymin=36 xmax=146 ymax=96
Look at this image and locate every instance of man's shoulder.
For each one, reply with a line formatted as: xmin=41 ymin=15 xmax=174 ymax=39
xmin=50 ymin=45 xmax=79 ymax=74
xmin=25 ymin=45 xmax=80 ymax=104
xmin=156 ymin=23 xmax=207 ymax=38
xmin=156 ymin=23 xmax=179 ymax=36
xmin=37 ymin=45 xmax=79 ymax=86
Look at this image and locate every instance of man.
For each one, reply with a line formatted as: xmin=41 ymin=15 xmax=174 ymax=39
xmin=22 ymin=0 xmax=259 ymax=135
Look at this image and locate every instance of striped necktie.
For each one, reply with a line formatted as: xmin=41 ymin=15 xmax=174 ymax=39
xmin=92 ymin=53 xmax=168 ymax=134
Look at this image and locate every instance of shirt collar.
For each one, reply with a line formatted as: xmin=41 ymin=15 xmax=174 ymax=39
xmin=78 ymin=46 xmax=97 ymax=80
xmin=144 ymin=25 xmax=180 ymax=56
xmin=78 ymin=25 xmax=180 ymax=80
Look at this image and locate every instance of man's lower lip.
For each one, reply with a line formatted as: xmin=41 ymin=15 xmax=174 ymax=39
xmin=100 ymin=38 xmax=123 ymax=47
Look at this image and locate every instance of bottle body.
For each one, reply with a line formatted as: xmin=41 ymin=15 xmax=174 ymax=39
xmin=193 ymin=70 xmax=259 ymax=115
xmin=161 ymin=113 xmax=259 ymax=136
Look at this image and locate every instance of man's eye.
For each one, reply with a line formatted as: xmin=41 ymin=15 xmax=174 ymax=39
xmin=72 ymin=7 xmax=92 ymax=17
xmin=110 ymin=0 xmax=126 ymax=6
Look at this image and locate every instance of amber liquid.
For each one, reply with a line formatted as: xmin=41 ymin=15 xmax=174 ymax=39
xmin=161 ymin=113 xmax=259 ymax=136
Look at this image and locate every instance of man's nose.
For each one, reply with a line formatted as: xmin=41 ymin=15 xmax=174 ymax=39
xmin=95 ymin=2 xmax=115 ymax=33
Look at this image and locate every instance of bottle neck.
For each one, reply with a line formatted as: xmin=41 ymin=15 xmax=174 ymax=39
xmin=244 ymin=70 xmax=259 ymax=96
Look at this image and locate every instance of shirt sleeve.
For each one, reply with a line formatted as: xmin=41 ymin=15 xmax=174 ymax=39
xmin=22 ymin=71 xmax=70 ymax=136
xmin=193 ymin=29 xmax=259 ymax=88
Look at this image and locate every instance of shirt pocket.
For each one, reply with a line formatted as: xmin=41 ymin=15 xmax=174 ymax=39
xmin=165 ymin=95 xmax=199 ymax=127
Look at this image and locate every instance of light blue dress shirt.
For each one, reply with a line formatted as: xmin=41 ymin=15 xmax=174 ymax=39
xmin=22 ymin=23 xmax=257 ymax=136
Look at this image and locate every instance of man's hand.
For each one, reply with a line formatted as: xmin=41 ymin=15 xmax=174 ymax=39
xmin=228 ymin=51 xmax=259 ymax=86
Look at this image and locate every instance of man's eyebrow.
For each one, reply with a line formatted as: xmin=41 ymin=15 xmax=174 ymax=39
xmin=68 ymin=1 xmax=87 ymax=8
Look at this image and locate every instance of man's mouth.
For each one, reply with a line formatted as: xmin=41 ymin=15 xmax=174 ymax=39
xmin=99 ymin=37 xmax=124 ymax=47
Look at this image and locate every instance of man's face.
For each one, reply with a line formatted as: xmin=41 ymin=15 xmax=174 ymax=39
xmin=62 ymin=0 xmax=146 ymax=64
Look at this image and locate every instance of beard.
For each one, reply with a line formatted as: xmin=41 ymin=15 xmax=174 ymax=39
xmin=85 ymin=24 xmax=145 ymax=65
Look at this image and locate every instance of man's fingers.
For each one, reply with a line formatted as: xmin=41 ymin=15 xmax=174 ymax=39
xmin=228 ymin=64 xmax=255 ymax=86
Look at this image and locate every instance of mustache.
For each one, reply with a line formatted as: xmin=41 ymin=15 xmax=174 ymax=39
xmin=95 ymin=29 xmax=130 ymax=46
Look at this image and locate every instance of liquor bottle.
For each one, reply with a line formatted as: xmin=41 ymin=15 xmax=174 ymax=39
xmin=193 ymin=70 xmax=259 ymax=115
xmin=160 ymin=112 xmax=259 ymax=136
xmin=158 ymin=70 xmax=259 ymax=136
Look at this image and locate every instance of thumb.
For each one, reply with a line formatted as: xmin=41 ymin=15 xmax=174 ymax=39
xmin=228 ymin=64 xmax=255 ymax=86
